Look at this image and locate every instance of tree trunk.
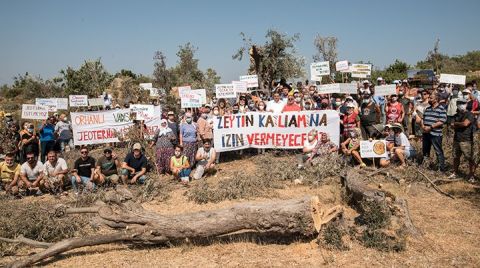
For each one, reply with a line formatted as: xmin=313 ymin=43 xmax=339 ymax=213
xmin=7 ymin=195 xmax=343 ymax=268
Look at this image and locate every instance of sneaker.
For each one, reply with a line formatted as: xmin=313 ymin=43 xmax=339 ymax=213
xmin=468 ymin=177 xmax=477 ymax=183
xmin=448 ymin=173 xmax=457 ymax=179
xmin=360 ymin=163 xmax=367 ymax=168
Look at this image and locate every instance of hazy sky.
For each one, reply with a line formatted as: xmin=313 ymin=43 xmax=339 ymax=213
xmin=1 ymin=0 xmax=479 ymax=85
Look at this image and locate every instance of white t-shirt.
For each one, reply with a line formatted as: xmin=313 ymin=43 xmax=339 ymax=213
xmin=44 ymin=158 xmax=68 ymax=177
xmin=20 ymin=161 xmax=45 ymax=181
xmin=304 ymin=140 xmax=318 ymax=157
xmin=394 ymin=132 xmax=411 ymax=151
xmin=267 ymin=100 xmax=285 ymax=113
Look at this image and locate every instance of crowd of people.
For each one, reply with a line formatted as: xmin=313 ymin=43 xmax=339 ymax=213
xmin=1 ymin=78 xmax=479 ymax=197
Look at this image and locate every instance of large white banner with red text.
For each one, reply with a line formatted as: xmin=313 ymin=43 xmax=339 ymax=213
xmin=71 ymin=107 xmax=161 ymax=145
xmin=213 ymin=111 xmax=340 ymax=152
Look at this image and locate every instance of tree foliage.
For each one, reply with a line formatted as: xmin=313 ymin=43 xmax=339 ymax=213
xmin=372 ymin=60 xmax=410 ymax=82
xmin=0 ymin=73 xmax=62 ymax=100
xmin=59 ymin=59 xmax=113 ymax=97
xmin=313 ymin=35 xmax=338 ymax=67
xmin=233 ymin=30 xmax=305 ymax=89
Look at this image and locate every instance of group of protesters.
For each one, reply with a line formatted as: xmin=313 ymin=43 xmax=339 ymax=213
xmin=1 ymin=77 xmax=480 ymax=197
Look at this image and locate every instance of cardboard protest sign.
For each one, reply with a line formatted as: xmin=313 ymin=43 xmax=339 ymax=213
xmin=35 ymin=98 xmax=58 ymax=112
xmin=310 ymin=61 xmax=330 ymax=81
xmin=317 ymin=83 xmax=357 ymax=94
xmin=88 ymin=98 xmax=104 ymax=107
xmin=181 ymin=91 xmax=203 ymax=108
xmin=239 ymin=75 xmax=259 ymax=88
xmin=374 ymin=85 xmax=397 ymax=96
xmin=139 ymin=83 xmax=153 ymax=90
xmin=360 ymin=140 xmax=387 ymax=158
xmin=71 ymin=106 xmax=162 ymax=145
xmin=439 ymin=74 xmax=466 ymax=85
xmin=69 ymin=95 xmax=88 ymax=107
xmin=191 ymin=89 xmax=207 ymax=104
xmin=130 ymin=104 xmax=155 ymax=120
xmin=350 ymin=64 xmax=371 ymax=78
xmin=213 ymin=110 xmax=340 ymax=152
xmin=335 ymin=60 xmax=349 ymax=72
xmin=178 ymin=86 xmax=192 ymax=95
xmin=22 ymin=104 xmax=49 ymax=120
xmin=232 ymin=81 xmax=248 ymax=93
xmin=215 ymin=84 xmax=236 ymax=98
xmin=56 ymin=98 xmax=69 ymax=110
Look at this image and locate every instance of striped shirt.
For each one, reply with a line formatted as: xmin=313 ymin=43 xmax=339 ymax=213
xmin=423 ymin=105 xmax=447 ymax=136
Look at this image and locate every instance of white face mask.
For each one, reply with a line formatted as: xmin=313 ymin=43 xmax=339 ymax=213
xmin=213 ymin=110 xmax=219 ymax=115
xmin=295 ymin=97 xmax=301 ymax=103
xmin=458 ymin=104 xmax=467 ymax=112
xmin=258 ymin=105 xmax=265 ymax=110
xmin=391 ymin=97 xmax=398 ymax=102
xmin=175 ymin=151 xmax=181 ymax=157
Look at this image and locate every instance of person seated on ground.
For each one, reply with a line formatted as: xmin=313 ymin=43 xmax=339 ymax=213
xmin=94 ymin=147 xmax=120 ymax=186
xmin=341 ymin=130 xmax=366 ymax=167
xmin=0 ymin=152 xmax=21 ymax=195
xmin=379 ymin=123 xmax=415 ymax=168
xmin=121 ymin=143 xmax=147 ymax=184
xmin=192 ymin=139 xmax=216 ymax=180
xmin=313 ymin=133 xmax=338 ymax=157
xmin=43 ymin=150 xmax=68 ymax=194
xmin=297 ymin=129 xmax=319 ymax=169
xmin=71 ymin=146 xmax=96 ymax=194
xmin=381 ymin=124 xmax=395 ymax=152
xmin=170 ymin=145 xmax=191 ymax=184
xmin=19 ymin=152 xmax=45 ymax=195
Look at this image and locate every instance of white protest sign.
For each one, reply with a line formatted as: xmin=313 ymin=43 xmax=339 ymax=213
xmin=350 ymin=64 xmax=372 ymax=78
xmin=56 ymin=98 xmax=69 ymax=110
xmin=178 ymin=86 xmax=192 ymax=95
xmin=71 ymin=106 xmax=161 ymax=146
xmin=130 ymin=104 xmax=155 ymax=120
xmin=232 ymin=81 xmax=248 ymax=93
xmin=215 ymin=84 xmax=236 ymax=98
xmin=317 ymin=83 xmax=358 ymax=94
xmin=439 ymin=74 xmax=466 ymax=85
xmin=139 ymin=83 xmax=153 ymax=90
xmin=22 ymin=104 xmax=49 ymax=120
xmin=35 ymin=98 xmax=58 ymax=112
xmin=69 ymin=95 xmax=89 ymax=107
xmin=149 ymin=88 xmax=164 ymax=97
xmin=213 ymin=110 xmax=340 ymax=152
xmin=360 ymin=140 xmax=387 ymax=158
xmin=181 ymin=93 xmax=202 ymax=108
xmin=310 ymin=61 xmax=331 ymax=81
xmin=239 ymin=75 xmax=259 ymax=88
xmin=191 ymin=89 xmax=207 ymax=104
xmin=339 ymin=83 xmax=358 ymax=94
xmin=88 ymin=98 xmax=104 ymax=107
xmin=374 ymin=85 xmax=397 ymax=96
xmin=335 ymin=60 xmax=349 ymax=72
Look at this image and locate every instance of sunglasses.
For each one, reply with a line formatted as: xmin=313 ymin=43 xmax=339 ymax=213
xmin=80 ymin=151 xmax=88 ymax=154
xmin=26 ymin=157 xmax=35 ymax=160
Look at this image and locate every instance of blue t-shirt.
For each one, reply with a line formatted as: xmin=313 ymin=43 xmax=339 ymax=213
xmin=180 ymin=123 xmax=197 ymax=143
xmin=39 ymin=124 xmax=55 ymax=142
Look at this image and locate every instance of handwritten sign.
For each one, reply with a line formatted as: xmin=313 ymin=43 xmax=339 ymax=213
xmin=360 ymin=140 xmax=387 ymax=158
xmin=351 ymin=64 xmax=372 ymax=78
xmin=335 ymin=60 xmax=349 ymax=72
xmin=22 ymin=104 xmax=49 ymax=120
xmin=69 ymin=95 xmax=88 ymax=107
xmin=130 ymin=104 xmax=155 ymax=120
xmin=317 ymin=83 xmax=357 ymax=94
xmin=310 ymin=61 xmax=330 ymax=81
xmin=56 ymin=98 xmax=69 ymax=110
xmin=35 ymin=98 xmax=58 ymax=112
xmin=232 ymin=81 xmax=248 ymax=93
xmin=439 ymin=74 xmax=466 ymax=85
xmin=178 ymin=86 xmax=192 ymax=96
xmin=239 ymin=75 xmax=259 ymax=88
xmin=374 ymin=85 xmax=397 ymax=96
xmin=215 ymin=84 xmax=236 ymax=98
xmin=139 ymin=83 xmax=153 ymax=90
xmin=88 ymin=98 xmax=104 ymax=107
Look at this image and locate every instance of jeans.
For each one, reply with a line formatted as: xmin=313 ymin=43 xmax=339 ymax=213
xmin=120 ymin=169 xmax=147 ymax=184
xmin=422 ymin=133 xmax=445 ymax=171
xmin=58 ymin=139 xmax=74 ymax=152
xmin=40 ymin=140 xmax=56 ymax=162
xmin=71 ymin=176 xmax=94 ymax=193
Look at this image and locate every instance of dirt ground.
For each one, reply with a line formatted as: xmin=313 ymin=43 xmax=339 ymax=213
xmin=1 ymin=156 xmax=480 ymax=267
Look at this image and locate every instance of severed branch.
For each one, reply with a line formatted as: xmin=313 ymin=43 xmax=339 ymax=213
xmin=0 ymin=235 xmax=52 ymax=249
xmin=413 ymin=168 xmax=455 ymax=199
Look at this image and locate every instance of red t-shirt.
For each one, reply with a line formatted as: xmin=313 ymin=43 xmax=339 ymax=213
xmin=282 ymin=104 xmax=301 ymax=112
xmin=386 ymin=102 xmax=403 ymax=123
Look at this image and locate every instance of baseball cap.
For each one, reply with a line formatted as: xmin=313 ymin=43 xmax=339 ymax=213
xmin=463 ymin=89 xmax=472 ymax=94
xmin=103 ymin=147 xmax=112 ymax=153
xmin=133 ymin=143 xmax=142 ymax=151
xmin=5 ymin=113 xmax=12 ymax=117
xmin=362 ymin=80 xmax=370 ymax=84
xmin=377 ymin=77 xmax=384 ymax=81
xmin=402 ymin=79 xmax=408 ymax=83
xmin=167 ymin=111 xmax=175 ymax=116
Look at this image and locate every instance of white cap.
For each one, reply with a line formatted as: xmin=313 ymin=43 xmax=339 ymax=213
xmin=346 ymin=102 xmax=355 ymax=108
xmin=362 ymin=80 xmax=370 ymax=84
xmin=393 ymin=80 xmax=400 ymax=84
xmin=377 ymin=77 xmax=384 ymax=81
xmin=402 ymin=79 xmax=408 ymax=83
xmin=463 ymin=88 xmax=472 ymax=94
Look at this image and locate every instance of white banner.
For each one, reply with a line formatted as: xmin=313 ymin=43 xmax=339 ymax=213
xmin=35 ymin=98 xmax=58 ymax=112
xmin=335 ymin=60 xmax=349 ymax=72
xmin=232 ymin=81 xmax=248 ymax=93
xmin=69 ymin=95 xmax=88 ymax=107
xmin=215 ymin=84 xmax=236 ymax=98
xmin=317 ymin=83 xmax=357 ymax=94
xmin=22 ymin=104 xmax=49 ymax=120
xmin=360 ymin=140 xmax=387 ymax=158
xmin=239 ymin=75 xmax=259 ymax=88
xmin=56 ymin=98 xmax=69 ymax=110
xmin=213 ymin=110 xmax=340 ymax=152
xmin=88 ymin=98 xmax=104 ymax=107
xmin=439 ymin=74 xmax=466 ymax=85
xmin=71 ymin=106 xmax=161 ymax=146
xmin=374 ymin=85 xmax=397 ymax=96
xmin=310 ymin=61 xmax=331 ymax=81
xmin=350 ymin=64 xmax=372 ymax=78
xmin=139 ymin=83 xmax=153 ymax=90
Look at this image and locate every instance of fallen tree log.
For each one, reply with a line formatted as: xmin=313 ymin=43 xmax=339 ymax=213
xmin=7 ymin=194 xmax=343 ymax=268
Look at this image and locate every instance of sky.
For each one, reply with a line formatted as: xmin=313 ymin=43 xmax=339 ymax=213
xmin=0 ymin=0 xmax=479 ymax=85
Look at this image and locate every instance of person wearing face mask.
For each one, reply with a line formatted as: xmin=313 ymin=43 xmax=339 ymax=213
xmin=20 ymin=122 xmax=39 ymax=163
xmin=0 ymin=153 xmax=20 ymax=195
xmin=341 ymin=130 xmax=366 ymax=167
xmin=359 ymin=93 xmax=381 ymax=139
xmin=379 ymin=123 xmax=415 ymax=168
xmin=166 ymin=111 xmax=179 ymax=140
xmin=385 ymin=94 xmax=404 ymax=124
xmin=170 ymin=145 xmax=191 ymax=184
xmin=256 ymin=101 xmax=267 ymax=113
xmin=282 ymin=92 xmax=302 ymax=112
xmin=462 ymin=87 xmax=480 ymax=117
xmin=150 ymin=119 xmax=176 ymax=174
xmin=197 ymin=106 xmax=213 ymax=144
xmin=449 ymin=98 xmax=475 ymax=182
xmin=179 ymin=112 xmax=198 ymax=168
xmin=417 ymin=93 xmax=447 ymax=171
xmin=303 ymin=100 xmax=313 ymax=111
xmin=55 ymin=114 xmax=73 ymax=152
xmin=193 ymin=139 xmax=217 ymax=180
xmin=398 ymin=90 xmax=413 ymax=135
xmin=297 ymin=129 xmax=319 ymax=169
xmin=436 ymin=84 xmax=450 ymax=109
xmin=238 ymin=97 xmax=249 ymax=113
xmin=342 ymin=103 xmax=360 ymax=139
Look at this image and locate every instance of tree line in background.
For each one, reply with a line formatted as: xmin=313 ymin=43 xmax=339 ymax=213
xmin=1 ymin=30 xmax=479 ymax=108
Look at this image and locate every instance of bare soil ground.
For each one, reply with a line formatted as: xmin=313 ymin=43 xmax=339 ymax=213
xmin=1 ymin=155 xmax=480 ymax=267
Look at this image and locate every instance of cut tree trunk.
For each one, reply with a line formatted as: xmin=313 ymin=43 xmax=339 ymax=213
xmin=7 ymin=194 xmax=343 ymax=268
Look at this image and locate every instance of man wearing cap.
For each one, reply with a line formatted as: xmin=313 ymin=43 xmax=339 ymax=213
xmin=463 ymin=84 xmax=479 ymax=117
xmin=359 ymin=92 xmax=381 ymax=139
xmin=121 ymin=143 xmax=147 ymax=184
xmin=450 ymin=98 xmax=475 ymax=182
xmin=359 ymin=80 xmax=371 ymax=95
xmin=379 ymin=123 xmax=415 ymax=168
xmin=417 ymin=93 xmax=447 ymax=171
xmin=95 ymin=147 xmax=120 ymax=185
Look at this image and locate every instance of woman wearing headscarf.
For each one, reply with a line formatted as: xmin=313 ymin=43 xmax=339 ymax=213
xmin=150 ymin=119 xmax=176 ymax=174
xmin=179 ymin=112 xmax=198 ymax=168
